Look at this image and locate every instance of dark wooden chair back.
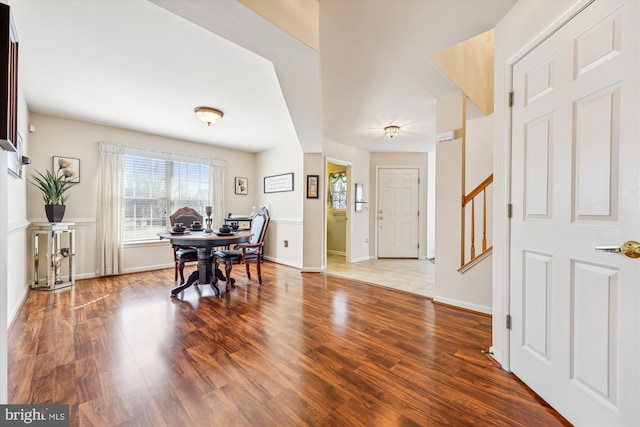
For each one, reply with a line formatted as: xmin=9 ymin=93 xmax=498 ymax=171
xmin=169 ymin=207 xmax=203 ymax=284
xmin=214 ymin=207 xmax=270 ymax=289
xmin=170 ymin=206 xmax=203 ymax=227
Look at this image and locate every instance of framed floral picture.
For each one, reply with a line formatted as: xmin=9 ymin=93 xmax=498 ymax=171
xmin=235 ymin=177 xmax=248 ymax=195
xmin=53 ymin=156 xmax=80 ymax=183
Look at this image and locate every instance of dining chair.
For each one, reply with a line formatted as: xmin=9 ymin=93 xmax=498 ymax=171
xmin=170 ymin=206 xmax=203 ymax=284
xmin=214 ymin=207 xmax=270 ymax=286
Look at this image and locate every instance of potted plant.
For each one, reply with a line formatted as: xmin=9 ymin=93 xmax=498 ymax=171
xmin=30 ymin=169 xmax=73 ymax=223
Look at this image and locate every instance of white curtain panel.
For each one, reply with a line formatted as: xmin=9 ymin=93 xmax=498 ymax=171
xmin=209 ymin=158 xmax=226 ymax=228
xmin=96 ymin=141 xmax=124 ymax=276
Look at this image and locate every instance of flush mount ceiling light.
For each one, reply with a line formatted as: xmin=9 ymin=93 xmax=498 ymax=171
xmin=384 ymin=125 xmax=400 ymax=138
xmin=194 ymin=107 xmax=224 ymax=126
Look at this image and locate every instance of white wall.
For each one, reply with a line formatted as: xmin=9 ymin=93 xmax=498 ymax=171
xmin=2 ymin=77 xmax=30 ymax=404
xmin=491 ymin=0 xmax=578 ymax=367
xmin=434 ymin=91 xmax=493 ymax=314
xmin=427 ymin=152 xmax=436 ymax=259
xmin=0 ymin=146 xmax=7 ymax=404
xmin=256 ymin=137 xmax=304 ymax=268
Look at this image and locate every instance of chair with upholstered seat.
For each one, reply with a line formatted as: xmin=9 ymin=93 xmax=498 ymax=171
xmin=170 ymin=206 xmax=203 ymax=284
xmin=214 ymin=207 xmax=270 ymax=288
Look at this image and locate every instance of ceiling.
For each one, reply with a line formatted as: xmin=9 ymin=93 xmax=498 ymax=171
xmin=11 ymin=0 xmax=516 ymax=154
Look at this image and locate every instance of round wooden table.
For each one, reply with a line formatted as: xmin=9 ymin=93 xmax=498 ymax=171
xmin=158 ymin=230 xmax=252 ymax=296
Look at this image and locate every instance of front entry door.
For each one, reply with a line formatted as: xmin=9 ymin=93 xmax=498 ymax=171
xmin=509 ymin=1 xmax=639 ymax=425
xmin=377 ymin=168 xmax=419 ymax=258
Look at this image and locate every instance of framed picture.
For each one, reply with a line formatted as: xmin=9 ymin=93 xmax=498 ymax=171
xmin=307 ymin=175 xmax=319 ymax=199
xmin=7 ymin=132 xmax=22 ymax=178
xmin=264 ymin=172 xmax=294 ymax=193
xmin=235 ymin=177 xmax=248 ymax=195
xmin=53 ymin=156 xmax=80 ymax=183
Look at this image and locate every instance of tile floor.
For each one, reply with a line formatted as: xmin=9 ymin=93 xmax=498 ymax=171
xmin=325 ymin=253 xmax=435 ymax=298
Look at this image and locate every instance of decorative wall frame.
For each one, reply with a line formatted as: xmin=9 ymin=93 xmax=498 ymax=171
xmin=264 ymin=172 xmax=294 ymax=193
xmin=7 ymin=132 xmax=22 ymax=178
xmin=0 ymin=4 xmax=18 ymax=152
xmin=355 ymin=183 xmax=367 ymax=212
xmin=53 ymin=156 xmax=80 ymax=183
xmin=306 ymin=175 xmax=319 ymax=199
xmin=235 ymin=177 xmax=248 ymax=195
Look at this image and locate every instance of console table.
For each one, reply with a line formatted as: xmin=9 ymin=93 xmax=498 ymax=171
xmin=31 ymin=222 xmax=76 ymax=290
xmin=223 ymin=217 xmax=252 ymax=230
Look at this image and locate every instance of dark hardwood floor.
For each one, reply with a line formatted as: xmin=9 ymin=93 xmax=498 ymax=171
xmin=8 ymin=262 xmax=569 ymax=426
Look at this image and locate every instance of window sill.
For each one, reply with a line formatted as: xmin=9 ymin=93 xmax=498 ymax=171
xmin=124 ymin=239 xmax=168 ymax=248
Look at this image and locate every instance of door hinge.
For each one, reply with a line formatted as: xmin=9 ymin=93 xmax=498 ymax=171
xmin=506 ymin=314 xmax=512 ymax=330
xmin=509 ymin=91 xmax=514 ymax=107
xmin=507 ymin=203 xmax=513 ymax=218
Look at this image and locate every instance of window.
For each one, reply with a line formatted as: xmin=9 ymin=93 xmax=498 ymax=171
xmin=329 ymin=171 xmax=347 ymax=210
xmin=123 ymin=154 xmax=210 ymax=242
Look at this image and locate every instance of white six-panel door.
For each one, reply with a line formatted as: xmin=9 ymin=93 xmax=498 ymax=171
xmin=509 ymin=1 xmax=639 ymax=425
xmin=377 ymin=168 xmax=419 ymax=258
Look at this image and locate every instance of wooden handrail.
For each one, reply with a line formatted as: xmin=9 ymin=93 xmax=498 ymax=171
xmin=462 ymin=174 xmax=493 ymax=206
xmin=460 ymin=172 xmax=493 ymax=270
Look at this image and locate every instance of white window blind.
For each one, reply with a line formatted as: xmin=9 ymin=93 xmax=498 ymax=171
xmin=123 ymin=153 xmax=210 ymax=242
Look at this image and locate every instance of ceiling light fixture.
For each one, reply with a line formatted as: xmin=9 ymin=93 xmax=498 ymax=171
xmin=384 ymin=125 xmax=400 ymax=138
xmin=194 ymin=107 xmax=224 ymax=126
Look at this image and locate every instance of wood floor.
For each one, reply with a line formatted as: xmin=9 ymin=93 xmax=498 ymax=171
xmin=8 ymin=262 xmax=569 ymax=426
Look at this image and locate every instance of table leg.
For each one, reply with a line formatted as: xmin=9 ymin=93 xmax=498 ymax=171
xmin=171 ymin=247 xmax=219 ymax=297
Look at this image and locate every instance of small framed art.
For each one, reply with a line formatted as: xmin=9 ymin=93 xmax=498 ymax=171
xmin=307 ymin=175 xmax=319 ymax=199
xmin=235 ymin=177 xmax=248 ymax=195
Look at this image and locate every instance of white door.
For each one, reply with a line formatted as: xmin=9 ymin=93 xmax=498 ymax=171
xmin=377 ymin=168 xmax=419 ymax=258
xmin=510 ymin=1 xmax=639 ymax=425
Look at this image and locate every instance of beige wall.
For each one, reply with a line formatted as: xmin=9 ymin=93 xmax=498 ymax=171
xmin=434 ymin=91 xmax=493 ymax=314
xmin=303 ymin=152 xmax=325 ymax=270
xmin=26 ymin=113 xmax=262 ymax=277
xmin=326 ymin=162 xmax=346 ymax=254
xmin=323 ymin=140 xmax=371 ymax=263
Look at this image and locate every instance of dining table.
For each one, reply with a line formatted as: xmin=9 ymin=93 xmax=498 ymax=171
xmin=158 ymin=229 xmax=252 ymax=297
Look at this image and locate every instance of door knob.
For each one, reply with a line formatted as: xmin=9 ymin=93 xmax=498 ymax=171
xmin=595 ymin=240 xmax=640 ymax=258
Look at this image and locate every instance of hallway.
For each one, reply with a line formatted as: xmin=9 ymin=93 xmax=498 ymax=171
xmin=325 ymin=253 xmax=435 ymax=298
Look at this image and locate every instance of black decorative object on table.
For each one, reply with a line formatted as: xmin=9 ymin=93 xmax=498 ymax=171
xmin=205 ymin=205 xmax=213 ymax=233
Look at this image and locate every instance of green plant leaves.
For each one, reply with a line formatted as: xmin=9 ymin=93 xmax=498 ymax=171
xmin=30 ymin=169 xmax=73 ymax=205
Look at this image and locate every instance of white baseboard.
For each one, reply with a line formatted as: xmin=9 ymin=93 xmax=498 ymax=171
xmin=489 ymin=346 xmax=503 ymax=367
xmin=433 ymin=296 xmax=492 ymax=315
xmin=327 ymin=250 xmax=345 ymax=256
xmin=122 ymin=263 xmax=173 ymax=275
xmin=300 ymin=267 xmax=324 ymax=273
xmin=8 ymin=284 xmax=29 ymax=328
xmin=350 ymin=255 xmax=373 ymax=263
xmin=263 ymin=256 xmax=302 ymax=269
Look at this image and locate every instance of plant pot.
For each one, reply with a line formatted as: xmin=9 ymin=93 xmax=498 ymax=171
xmin=45 ymin=204 xmax=66 ymax=223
